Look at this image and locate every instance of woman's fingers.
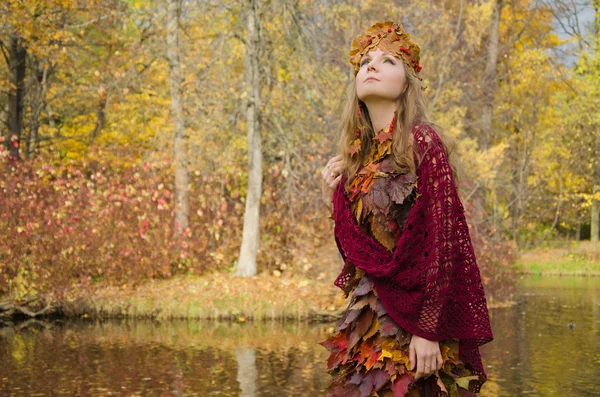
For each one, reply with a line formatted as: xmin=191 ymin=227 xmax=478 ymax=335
xmin=408 ymin=337 xmax=444 ymax=381
xmin=427 ymin=354 xmax=440 ymax=377
xmin=331 ymin=158 xmax=343 ymax=168
xmin=324 ymin=166 xmax=342 ymax=181
xmin=330 ymin=174 xmax=342 ymax=188
xmin=325 ymin=157 xmax=335 ymax=168
xmin=427 ymin=357 xmax=436 ymax=377
xmin=415 ymin=355 xmax=425 ymax=380
xmin=326 ymin=154 xmax=342 ymax=168
xmin=412 ymin=342 xmax=424 ymax=379
xmin=414 ymin=353 xmax=439 ymax=380
xmin=322 ymin=165 xmax=335 ymax=180
xmin=322 ymin=166 xmax=342 ymax=190
xmin=323 ymin=155 xmax=343 ymax=181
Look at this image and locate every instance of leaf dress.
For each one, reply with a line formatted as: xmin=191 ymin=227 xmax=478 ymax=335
xmin=319 ymin=122 xmax=483 ymax=397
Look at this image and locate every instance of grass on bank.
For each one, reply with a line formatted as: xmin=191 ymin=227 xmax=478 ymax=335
xmin=515 ymin=240 xmax=600 ymax=276
xmin=64 ymin=269 xmax=517 ymax=321
xmin=12 ymin=241 xmax=599 ymax=322
xmin=63 ymin=272 xmax=349 ymax=321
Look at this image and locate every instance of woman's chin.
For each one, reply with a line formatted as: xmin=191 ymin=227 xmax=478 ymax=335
xmin=358 ymin=92 xmax=396 ymax=103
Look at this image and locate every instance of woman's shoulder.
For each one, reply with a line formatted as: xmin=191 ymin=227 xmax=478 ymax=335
xmin=411 ymin=123 xmax=442 ymax=146
xmin=411 ymin=122 xmax=444 ymax=159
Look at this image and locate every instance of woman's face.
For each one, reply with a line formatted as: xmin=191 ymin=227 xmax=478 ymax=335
xmin=356 ymin=47 xmax=406 ymax=103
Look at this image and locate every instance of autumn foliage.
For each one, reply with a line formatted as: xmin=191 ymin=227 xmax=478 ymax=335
xmin=1 ymin=156 xmax=185 ymax=298
xmin=3 ymin=0 xmax=597 ymax=305
xmin=0 ymin=151 xmax=337 ymax=299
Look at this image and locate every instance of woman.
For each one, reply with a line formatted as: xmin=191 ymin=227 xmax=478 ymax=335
xmin=319 ymin=21 xmax=494 ymax=397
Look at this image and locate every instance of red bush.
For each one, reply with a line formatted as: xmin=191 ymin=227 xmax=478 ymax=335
xmin=0 ymin=156 xmax=230 ymax=297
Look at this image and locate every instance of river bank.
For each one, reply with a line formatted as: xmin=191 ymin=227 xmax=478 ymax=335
xmin=3 ymin=271 xmax=519 ymax=324
xmin=5 ymin=242 xmax=599 ymax=322
xmin=61 ymin=272 xmax=349 ymax=322
xmin=8 ymin=277 xmax=519 ymax=326
xmin=515 ymin=241 xmax=600 ymax=276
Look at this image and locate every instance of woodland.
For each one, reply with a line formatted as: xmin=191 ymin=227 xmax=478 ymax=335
xmin=1 ymin=0 xmax=599 ymax=317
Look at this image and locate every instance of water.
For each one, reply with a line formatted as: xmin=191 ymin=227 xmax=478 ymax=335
xmin=0 ymin=275 xmax=598 ymax=396
xmin=478 ymin=275 xmax=600 ymax=396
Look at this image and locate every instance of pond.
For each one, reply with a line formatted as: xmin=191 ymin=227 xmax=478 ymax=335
xmin=0 ymin=275 xmax=598 ymax=396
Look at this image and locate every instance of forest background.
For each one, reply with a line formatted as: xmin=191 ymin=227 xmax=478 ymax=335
xmin=1 ymin=0 xmax=599 ymax=319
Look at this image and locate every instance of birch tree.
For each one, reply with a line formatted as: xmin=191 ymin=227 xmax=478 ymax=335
xmin=235 ymin=0 xmax=262 ymax=276
xmin=166 ymin=0 xmax=190 ymax=239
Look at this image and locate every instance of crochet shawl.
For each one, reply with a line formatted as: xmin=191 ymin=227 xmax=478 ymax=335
xmin=332 ymin=124 xmax=494 ymax=380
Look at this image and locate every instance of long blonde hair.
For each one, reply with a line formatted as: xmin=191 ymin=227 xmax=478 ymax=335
xmin=337 ymin=62 xmax=460 ymax=192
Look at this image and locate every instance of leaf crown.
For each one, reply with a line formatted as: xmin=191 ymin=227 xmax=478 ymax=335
xmin=349 ymin=21 xmax=423 ymax=79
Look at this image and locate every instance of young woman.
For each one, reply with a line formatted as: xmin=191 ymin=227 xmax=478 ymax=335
xmin=319 ymin=21 xmax=494 ymax=397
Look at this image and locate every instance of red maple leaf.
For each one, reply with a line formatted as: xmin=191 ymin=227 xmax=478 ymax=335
xmin=390 ymin=372 xmax=415 ymax=396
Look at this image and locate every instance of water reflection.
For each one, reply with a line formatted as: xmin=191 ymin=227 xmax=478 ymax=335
xmin=479 ymin=275 xmax=600 ymax=396
xmin=0 ymin=275 xmax=598 ymax=396
xmin=0 ymin=318 xmax=332 ymax=396
xmin=235 ymin=348 xmax=256 ymax=397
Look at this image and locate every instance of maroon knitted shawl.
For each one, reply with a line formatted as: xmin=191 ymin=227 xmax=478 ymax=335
xmin=332 ymin=124 xmax=493 ymax=381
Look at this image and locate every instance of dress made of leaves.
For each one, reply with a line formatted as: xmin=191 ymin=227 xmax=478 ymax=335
xmin=319 ymin=122 xmax=491 ymax=397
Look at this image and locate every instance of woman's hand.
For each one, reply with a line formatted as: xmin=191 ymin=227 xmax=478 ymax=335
xmin=321 ymin=154 xmax=344 ymax=212
xmin=409 ymin=334 xmax=443 ymax=380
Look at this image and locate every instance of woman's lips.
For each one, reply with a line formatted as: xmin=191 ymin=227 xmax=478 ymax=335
xmin=365 ymin=77 xmax=380 ymax=82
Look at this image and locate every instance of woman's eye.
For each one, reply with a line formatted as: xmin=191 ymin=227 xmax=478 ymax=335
xmin=361 ymin=59 xmax=393 ymax=66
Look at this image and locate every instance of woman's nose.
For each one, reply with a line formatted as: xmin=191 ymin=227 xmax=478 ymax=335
xmin=367 ymin=62 xmax=377 ymax=72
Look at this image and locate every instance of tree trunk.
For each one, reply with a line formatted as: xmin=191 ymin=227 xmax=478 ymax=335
xmin=6 ymin=35 xmax=27 ymax=161
xmin=591 ymin=0 xmax=600 ymax=241
xmin=509 ymin=132 xmax=526 ymax=249
xmin=25 ymin=59 xmax=51 ymax=160
xmin=0 ymin=103 xmax=7 ymax=135
xmin=87 ymin=85 xmax=108 ymax=147
xmin=166 ymin=0 xmax=190 ymax=240
xmin=593 ymin=125 xmax=600 ymax=241
xmin=236 ymin=0 xmax=263 ymax=277
xmin=480 ymin=0 xmax=502 ymax=150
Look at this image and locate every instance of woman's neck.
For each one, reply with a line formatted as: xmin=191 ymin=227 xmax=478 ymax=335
xmin=365 ymin=101 xmax=398 ymax=132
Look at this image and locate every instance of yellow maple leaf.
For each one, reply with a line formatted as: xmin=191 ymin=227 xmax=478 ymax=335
xmin=381 ymin=339 xmax=398 ymax=350
xmin=392 ymin=350 xmax=411 ymax=368
xmin=379 ymin=349 xmax=393 ymax=360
